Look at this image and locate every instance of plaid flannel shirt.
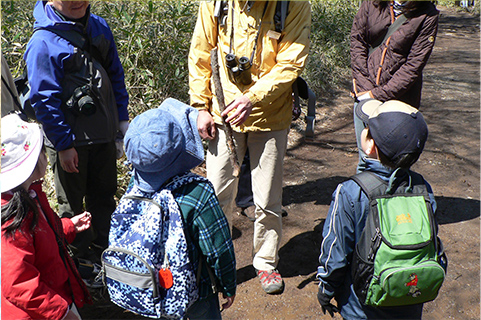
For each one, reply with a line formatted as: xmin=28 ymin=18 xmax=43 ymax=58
xmin=173 ymin=179 xmax=236 ymax=299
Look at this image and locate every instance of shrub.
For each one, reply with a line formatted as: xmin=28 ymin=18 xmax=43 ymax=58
xmin=306 ymin=0 xmax=358 ymax=94
xmin=1 ymin=0 xmax=359 ymax=199
xmin=2 ymin=0 xmax=358 ymax=106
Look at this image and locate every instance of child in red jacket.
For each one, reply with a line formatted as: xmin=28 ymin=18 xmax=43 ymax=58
xmin=1 ymin=114 xmax=92 ymax=319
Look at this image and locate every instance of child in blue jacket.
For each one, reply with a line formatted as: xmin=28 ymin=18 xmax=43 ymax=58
xmin=317 ymin=99 xmax=439 ymax=319
xmin=24 ymin=1 xmax=129 ymax=267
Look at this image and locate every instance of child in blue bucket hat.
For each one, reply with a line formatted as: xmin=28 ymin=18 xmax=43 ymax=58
xmin=125 ymin=98 xmax=205 ymax=192
xmin=123 ymin=98 xmax=237 ymax=319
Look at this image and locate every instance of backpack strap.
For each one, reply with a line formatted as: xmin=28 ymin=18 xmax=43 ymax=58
xmin=274 ymin=1 xmax=290 ymax=33
xmin=292 ymin=76 xmax=316 ymax=138
xmin=124 ymin=194 xmax=163 ymax=211
xmin=214 ymin=1 xmax=290 ymax=33
xmin=164 ymin=172 xmax=208 ymax=192
xmin=351 ymin=171 xmax=388 ymax=200
xmin=35 ymin=27 xmax=87 ymax=51
xmin=34 ymin=27 xmax=106 ymax=69
xmin=368 ymin=14 xmax=407 ymax=56
xmin=2 ymin=75 xmax=22 ymax=114
xmin=163 ymin=172 xmax=218 ymax=292
xmin=352 ymin=169 xmax=428 ymax=198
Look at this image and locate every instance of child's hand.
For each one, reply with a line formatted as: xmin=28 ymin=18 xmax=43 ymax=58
xmin=70 ymin=211 xmax=92 ymax=233
xmin=221 ymin=293 xmax=235 ymax=311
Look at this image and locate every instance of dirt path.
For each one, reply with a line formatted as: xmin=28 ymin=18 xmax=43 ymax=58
xmin=225 ymin=6 xmax=480 ymax=320
xmin=81 ymin=6 xmax=480 ymax=320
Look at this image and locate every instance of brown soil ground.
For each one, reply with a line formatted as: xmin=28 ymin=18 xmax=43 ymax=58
xmin=81 ymin=6 xmax=480 ymax=320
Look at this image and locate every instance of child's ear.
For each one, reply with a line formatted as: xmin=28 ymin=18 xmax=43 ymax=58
xmin=363 ymin=136 xmax=378 ymax=158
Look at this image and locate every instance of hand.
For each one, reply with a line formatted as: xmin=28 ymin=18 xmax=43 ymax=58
xmin=115 ymin=121 xmax=129 ymax=159
xmin=115 ymin=139 xmax=124 ymax=159
xmin=222 ymin=95 xmax=252 ymax=126
xmin=70 ymin=211 xmax=92 ymax=233
xmin=317 ymin=290 xmax=339 ymax=317
xmin=59 ymin=148 xmax=79 ymax=173
xmin=197 ymin=109 xmax=216 ymax=140
xmin=119 ymin=120 xmax=129 ymax=136
xmin=221 ymin=293 xmax=235 ymax=311
xmin=64 ymin=308 xmax=81 ymax=320
xmin=356 ymin=91 xmax=373 ymax=101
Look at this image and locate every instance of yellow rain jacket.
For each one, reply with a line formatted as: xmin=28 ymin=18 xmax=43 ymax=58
xmin=189 ymin=0 xmax=311 ymax=132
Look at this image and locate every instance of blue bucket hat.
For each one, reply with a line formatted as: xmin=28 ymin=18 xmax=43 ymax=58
xmin=124 ymin=98 xmax=204 ymax=192
xmin=355 ymin=99 xmax=428 ymax=162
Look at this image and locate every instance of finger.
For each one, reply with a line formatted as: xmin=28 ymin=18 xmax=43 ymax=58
xmin=198 ymin=127 xmax=206 ymax=138
xmin=228 ymin=111 xmax=241 ymax=125
xmin=321 ymin=306 xmax=326 ymax=315
xmin=230 ymin=110 xmax=247 ymax=126
xmin=327 ymin=307 xmax=334 ymax=317
xmin=200 ymin=127 xmax=212 ymax=140
xmin=208 ymin=126 xmax=216 ymax=140
xmin=222 ymin=100 xmax=236 ymax=117
xmin=222 ymin=298 xmax=233 ymax=310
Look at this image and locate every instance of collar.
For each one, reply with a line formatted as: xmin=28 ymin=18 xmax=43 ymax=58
xmin=364 ymin=157 xmax=394 ymax=179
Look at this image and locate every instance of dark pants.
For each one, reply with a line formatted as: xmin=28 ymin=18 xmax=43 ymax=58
xmin=235 ymin=149 xmax=254 ymax=208
xmin=48 ymin=142 xmax=117 ymax=260
xmin=185 ymin=294 xmax=222 ymax=320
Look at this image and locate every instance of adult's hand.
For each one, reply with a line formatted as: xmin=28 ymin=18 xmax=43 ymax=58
xmin=221 ymin=293 xmax=235 ymax=311
xmin=59 ymin=147 xmax=79 ymax=173
xmin=197 ymin=109 xmax=216 ymax=140
xmin=222 ymin=95 xmax=252 ymax=126
xmin=356 ymin=90 xmax=373 ymax=101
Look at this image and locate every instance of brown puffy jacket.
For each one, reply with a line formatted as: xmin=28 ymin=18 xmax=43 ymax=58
xmin=350 ymin=1 xmax=439 ymax=108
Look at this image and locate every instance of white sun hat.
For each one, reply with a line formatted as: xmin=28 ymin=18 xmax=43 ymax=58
xmin=1 ymin=114 xmax=43 ymax=193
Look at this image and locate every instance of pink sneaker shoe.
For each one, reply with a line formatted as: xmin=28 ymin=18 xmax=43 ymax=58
xmin=257 ymin=269 xmax=284 ymax=294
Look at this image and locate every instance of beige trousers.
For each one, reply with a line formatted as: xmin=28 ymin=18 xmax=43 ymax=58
xmin=207 ymin=126 xmax=288 ymax=271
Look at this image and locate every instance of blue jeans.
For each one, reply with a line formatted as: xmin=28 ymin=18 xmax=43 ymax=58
xmin=185 ymin=294 xmax=221 ymax=320
xmin=353 ymin=101 xmax=368 ymax=173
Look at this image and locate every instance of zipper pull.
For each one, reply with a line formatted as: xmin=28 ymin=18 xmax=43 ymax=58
xmin=368 ymin=228 xmax=382 ymax=261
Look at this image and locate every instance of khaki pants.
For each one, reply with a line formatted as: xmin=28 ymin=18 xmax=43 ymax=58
xmin=206 ymin=127 xmax=288 ymax=271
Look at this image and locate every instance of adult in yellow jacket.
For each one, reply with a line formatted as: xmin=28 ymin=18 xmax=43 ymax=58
xmin=189 ymin=0 xmax=310 ymax=294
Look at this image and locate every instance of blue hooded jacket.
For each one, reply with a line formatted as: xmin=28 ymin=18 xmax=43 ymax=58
xmin=317 ymin=158 xmax=437 ymax=319
xmin=24 ymin=1 xmax=129 ymax=151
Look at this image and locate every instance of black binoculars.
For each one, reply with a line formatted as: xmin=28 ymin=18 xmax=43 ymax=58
xmin=66 ymin=84 xmax=97 ymax=116
xmin=225 ymin=53 xmax=252 ymax=86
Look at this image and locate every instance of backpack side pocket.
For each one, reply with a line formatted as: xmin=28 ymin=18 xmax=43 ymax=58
xmin=102 ymin=247 xmax=161 ymax=319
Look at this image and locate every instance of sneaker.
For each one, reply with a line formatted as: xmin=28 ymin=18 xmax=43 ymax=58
xmin=78 ymin=258 xmax=104 ymax=289
xmin=83 ymin=276 xmax=104 ymax=289
xmin=257 ymin=269 xmax=284 ymax=294
xmin=239 ymin=206 xmax=256 ymax=222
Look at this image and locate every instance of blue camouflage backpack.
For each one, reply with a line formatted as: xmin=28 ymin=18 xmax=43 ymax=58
xmin=101 ymin=172 xmax=207 ymax=319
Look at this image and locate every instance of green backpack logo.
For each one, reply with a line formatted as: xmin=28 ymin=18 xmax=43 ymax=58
xmin=351 ymin=169 xmax=447 ymax=307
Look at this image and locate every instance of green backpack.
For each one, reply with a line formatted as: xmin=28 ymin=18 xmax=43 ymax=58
xmin=351 ymin=169 xmax=447 ymax=307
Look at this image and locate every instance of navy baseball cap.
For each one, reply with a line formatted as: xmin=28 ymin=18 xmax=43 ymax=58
xmin=124 ymin=98 xmax=204 ymax=192
xmin=355 ymin=99 xmax=428 ymax=162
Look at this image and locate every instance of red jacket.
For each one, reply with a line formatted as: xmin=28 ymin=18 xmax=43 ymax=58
xmin=350 ymin=1 xmax=439 ymax=108
xmin=1 ymin=181 xmax=91 ymax=320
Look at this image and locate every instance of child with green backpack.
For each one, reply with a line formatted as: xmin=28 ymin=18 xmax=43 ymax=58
xmin=317 ymin=100 xmax=447 ymax=319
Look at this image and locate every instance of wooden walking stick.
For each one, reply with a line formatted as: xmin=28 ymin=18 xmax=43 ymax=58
xmin=210 ymin=48 xmax=241 ymax=177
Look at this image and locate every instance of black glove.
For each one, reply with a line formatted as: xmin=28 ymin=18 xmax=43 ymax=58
xmin=317 ymin=289 xmax=340 ymax=317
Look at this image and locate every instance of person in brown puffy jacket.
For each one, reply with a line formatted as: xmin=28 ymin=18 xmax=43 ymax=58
xmin=350 ymin=1 xmax=439 ymax=173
